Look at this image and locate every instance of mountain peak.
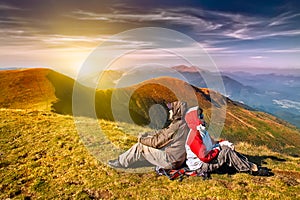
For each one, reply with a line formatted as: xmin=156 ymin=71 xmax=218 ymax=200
xmin=172 ymin=65 xmax=206 ymax=73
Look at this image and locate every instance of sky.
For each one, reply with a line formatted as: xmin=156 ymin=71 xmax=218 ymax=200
xmin=0 ymin=0 xmax=300 ymax=76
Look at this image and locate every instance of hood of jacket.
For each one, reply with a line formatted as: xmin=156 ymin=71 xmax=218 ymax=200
xmin=168 ymin=101 xmax=187 ymax=121
xmin=184 ymin=106 xmax=204 ymax=130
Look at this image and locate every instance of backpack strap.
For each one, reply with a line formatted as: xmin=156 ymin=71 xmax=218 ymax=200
xmin=167 ymin=168 xmax=186 ymax=181
xmin=155 ymin=167 xmax=210 ymax=181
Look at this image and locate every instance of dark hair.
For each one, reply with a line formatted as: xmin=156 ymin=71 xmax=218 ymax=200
xmin=198 ymin=108 xmax=203 ymax=116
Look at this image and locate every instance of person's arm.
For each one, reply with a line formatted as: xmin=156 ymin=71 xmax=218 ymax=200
xmin=195 ymin=141 xmax=220 ymax=163
xmin=189 ymin=131 xmax=220 ymax=163
xmin=199 ymin=147 xmax=220 ymax=163
xmin=139 ymin=123 xmax=179 ymax=148
xmin=138 ymin=131 xmax=157 ymax=139
xmin=196 ymin=124 xmax=219 ymax=146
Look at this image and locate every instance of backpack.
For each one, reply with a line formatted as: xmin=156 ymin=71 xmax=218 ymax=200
xmin=155 ymin=167 xmax=210 ymax=182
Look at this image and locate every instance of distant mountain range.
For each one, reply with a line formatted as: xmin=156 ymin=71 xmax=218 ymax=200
xmin=0 ymin=68 xmax=299 ymax=156
xmin=172 ymin=65 xmax=300 ymax=128
xmin=223 ymin=71 xmax=300 ymax=128
xmin=88 ymin=65 xmax=300 ymax=128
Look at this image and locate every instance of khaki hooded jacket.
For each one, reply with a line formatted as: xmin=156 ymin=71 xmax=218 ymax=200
xmin=139 ymin=101 xmax=189 ymax=169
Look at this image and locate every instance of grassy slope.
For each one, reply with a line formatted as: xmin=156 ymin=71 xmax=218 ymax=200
xmin=1 ymin=68 xmax=300 ymax=156
xmin=1 ymin=68 xmax=300 ymax=199
xmin=1 ymin=109 xmax=300 ymax=199
xmin=0 ymin=68 xmax=56 ymax=110
xmin=221 ymin=104 xmax=300 ymax=156
xmin=126 ymin=77 xmax=300 ymax=156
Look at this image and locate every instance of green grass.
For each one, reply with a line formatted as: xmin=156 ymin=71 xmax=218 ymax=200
xmin=1 ymin=109 xmax=300 ymax=199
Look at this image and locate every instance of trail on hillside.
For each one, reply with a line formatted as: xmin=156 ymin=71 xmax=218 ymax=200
xmin=227 ymin=111 xmax=257 ymax=130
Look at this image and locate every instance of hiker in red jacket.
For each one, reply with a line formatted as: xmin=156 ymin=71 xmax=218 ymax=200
xmin=108 ymin=101 xmax=189 ymax=170
xmin=185 ymin=106 xmax=272 ymax=176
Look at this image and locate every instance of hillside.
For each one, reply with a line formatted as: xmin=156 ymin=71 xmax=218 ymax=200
xmin=0 ymin=68 xmax=300 ymax=156
xmin=0 ymin=109 xmax=299 ymax=199
xmin=116 ymin=77 xmax=300 ymax=156
xmin=0 ymin=68 xmax=56 ymax=110
xmin=1 ymin=68 xmax=300 ymax=199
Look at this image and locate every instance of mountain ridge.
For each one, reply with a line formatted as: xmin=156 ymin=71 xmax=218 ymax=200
xmin=0 ymin=68 xmax=299 ymax=156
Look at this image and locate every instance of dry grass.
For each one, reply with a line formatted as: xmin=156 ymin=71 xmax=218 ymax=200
xmin=1 ymin=109 xmax=299 ymax=199
xmin=0 ymin=69 xmax=56 ymax=110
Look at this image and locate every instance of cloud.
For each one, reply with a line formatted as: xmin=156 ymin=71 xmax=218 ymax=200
xmin=268 ymin=12 xmax=300 ymax=27
xmin=250 ymin=56 xmax=267 ymax=59
xmin=2 ymin=5 xmax=300 ymax=50
xmin=0 ymin=16 xmax=30 ymax=25
xmin=266 ymin=48 xmax=300 ymax=53
xmin=273 ymin=99 xmax=300 ymax=111
xmin=69 ymin=9 xmax=221 ymax=32
xmin=168 ymin=8 xmax=300 ymax=41
xmin=68 ymin=7 xmax=300 ymax=42
xmin=1 ymin=2 xmax=300 ymax=72
xmin=0 ymin=3 xmax=22 ymax=10
xmin=41 ymin=34 xmax=154 ymax=50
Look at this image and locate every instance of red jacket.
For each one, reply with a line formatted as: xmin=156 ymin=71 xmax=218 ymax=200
xmin=185 ymin=107 xmax=219 ymax=163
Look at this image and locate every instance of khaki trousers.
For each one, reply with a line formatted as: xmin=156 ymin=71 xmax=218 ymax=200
xmin=118 ymin=143 xmax=172 ymax=169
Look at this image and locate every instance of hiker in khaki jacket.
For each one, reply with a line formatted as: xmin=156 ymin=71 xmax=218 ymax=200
xmin=108 ymin=101 xmax=189 ymax=170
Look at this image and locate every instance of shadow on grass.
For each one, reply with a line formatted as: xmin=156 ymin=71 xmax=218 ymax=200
xmin=213 ymin=154 xmax=286 ymax=176
xmin=245 ymin=154 xmax=286 ymax=166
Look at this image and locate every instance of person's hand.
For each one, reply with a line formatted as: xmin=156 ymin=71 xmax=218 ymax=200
xmin=196 ymin=124 xmax=206 ymax=131
xmin=219 ymin=140 xmax=235 ymax=150
xmin=138 ymin=132 xmax=149 ymax=138
xmin=138 ymin=132 xmax=148 ymax=143
xmin=213 ymin=146 xmax=221 ymax=151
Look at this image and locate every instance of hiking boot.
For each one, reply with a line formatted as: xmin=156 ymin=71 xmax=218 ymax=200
xmin=250 ymin=162 xmax=258 ymax=172
xmin=155 ymin=166 xmax=165 ymax=176
xmin=108 ymin=159 xmax=123 ymax=168
xmin=252 ymin=167 xmax=274 ymax=176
